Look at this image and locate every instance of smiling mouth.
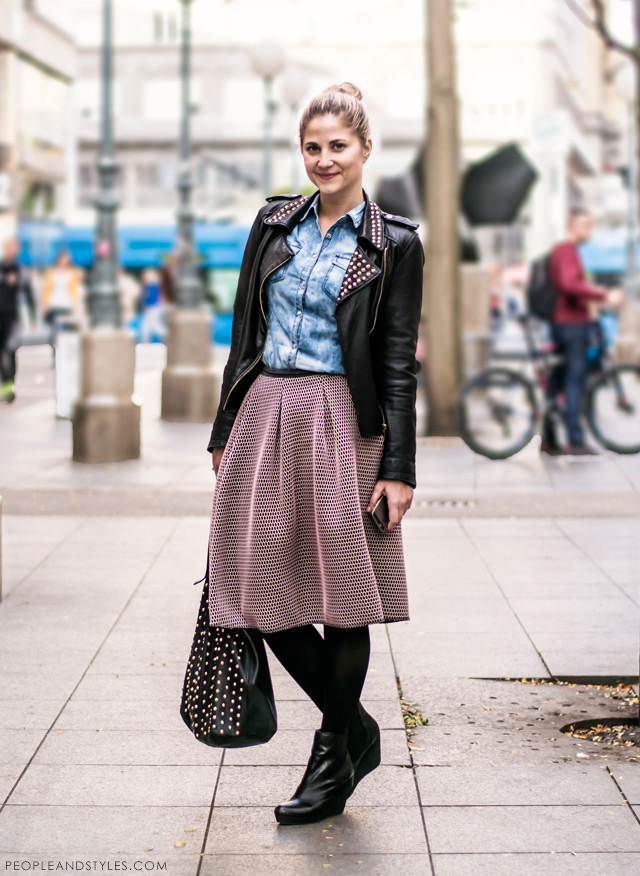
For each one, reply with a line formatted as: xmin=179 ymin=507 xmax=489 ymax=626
xmin=318 ymin=172 xmax=338 ymax=178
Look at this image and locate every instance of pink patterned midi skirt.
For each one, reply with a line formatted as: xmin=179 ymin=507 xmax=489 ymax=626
xmin=207 ymin=369 xmax=410 ymax=633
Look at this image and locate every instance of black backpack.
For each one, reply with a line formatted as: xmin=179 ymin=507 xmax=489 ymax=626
xmin=526 ymin=253 xmax=555 ymax=321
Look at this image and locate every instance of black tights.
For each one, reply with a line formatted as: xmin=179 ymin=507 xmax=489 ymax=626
xmin=262 ymin=624 xmax=370 ymax=734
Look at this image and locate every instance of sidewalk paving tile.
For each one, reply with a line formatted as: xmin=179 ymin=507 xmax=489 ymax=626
xmin=202 ymin=806 xmax=427 ymax=855
xmin=31 ymin=729 xmax=224 ymax=767
xmin=506 ymin=596 xmax=635 ymax=632
xmin=0 ymin=700 xmax=64 ymax=731
xmin=71 ymin=672 xmax=184 ymax=702
xmin=387 ymin=596 xmax=521 ymax=633
xmin=612 ymin=768 xmax=640 ymax=805
xmin=0 ymin=730 xmax=45 ymax=767
xmin=200 ymin=853 xmax=432 ymax=876
xmin=416 ymin=763 xmax=622 ymax=805
xmin=8 ymin=764 xmax=220 ymax=807
xmin=53 ymin=698 xmax=187 ymax=732
xmin=431 ymin=852 xmax=640 ymax=876
xmin=0 ymin=804 xmax=210 ymax=855
xmin=528 ymin=632 xmax=639 ymax=677
xmin=422 ymin=804 xmax=640 ymax=853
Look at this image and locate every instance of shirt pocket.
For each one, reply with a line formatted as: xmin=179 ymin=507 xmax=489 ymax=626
xmin=321 ymin=253 xmax=352 ymax=300
xmin=269 ymin=239 xmax=302 ymax=283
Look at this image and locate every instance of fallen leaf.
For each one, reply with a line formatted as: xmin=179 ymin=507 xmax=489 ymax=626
xmin=174 ymin=841 xmax=186 ymax=848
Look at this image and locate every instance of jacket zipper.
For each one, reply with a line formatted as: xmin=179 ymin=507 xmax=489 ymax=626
xmin=378 ymin=403 xmax=387 ymax=434
xmin=222 ymin=255 xmax=291 ymax=410
xmin=368 ymin=245 xmax=387 ymax=334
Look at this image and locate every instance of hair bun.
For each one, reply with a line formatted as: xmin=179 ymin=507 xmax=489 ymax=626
xmin=324 ymin=81 xmax=363 ymax=101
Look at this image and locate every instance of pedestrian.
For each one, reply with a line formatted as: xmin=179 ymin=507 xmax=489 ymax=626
xmin=40 ymin=249 xmax=83 ymax=360
xmin=141 ymin=267 xmax=168 ymax=342
xmin=541 ymin=208 xmax=624 ymax=456
xmin=0 ymin=237 xmax=35 ymax=403
xmin=203 ymin=82 xmax=424 ymax=825
xmin=159 ymin=251 xmax=178 ymax=305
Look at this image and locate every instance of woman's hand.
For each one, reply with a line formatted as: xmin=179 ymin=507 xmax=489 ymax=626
xmin=211 ymin=446 xmax=225 ymax=475
xmin=366 ymin=479 xmax=413 ymax=533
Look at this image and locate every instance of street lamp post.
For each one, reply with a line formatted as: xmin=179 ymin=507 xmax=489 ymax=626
xmin=250 ymin=41 xmax=286 ymax=199
xmin=161 ymin=0 xmax=218 ymax=422
xmin=175 ymin=0 xmax=202 ymax=309
xmin=88 ymin=0 xmax=120 ymax=327
xmin=72 ymin=0 xmax=141 ymax=463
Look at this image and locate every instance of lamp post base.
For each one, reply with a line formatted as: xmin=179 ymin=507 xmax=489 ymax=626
xmin=72 ymin=328 xmax=141 ymax=463
xmin=161 ymin=309 xmax=219 ymax=422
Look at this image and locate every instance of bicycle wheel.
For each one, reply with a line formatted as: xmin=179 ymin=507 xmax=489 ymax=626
xmin=586 ymin=363 xmax=640 ymax=454
xmin=458 ymin=367 xmax=539 ymax=459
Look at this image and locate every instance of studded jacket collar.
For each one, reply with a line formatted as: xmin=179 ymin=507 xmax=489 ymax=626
xmin=207 ymin=188 xmax=425 ymax=488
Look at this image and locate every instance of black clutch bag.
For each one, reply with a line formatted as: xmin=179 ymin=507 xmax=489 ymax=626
xmin=180 ymin=556 xmax=277 ymax=748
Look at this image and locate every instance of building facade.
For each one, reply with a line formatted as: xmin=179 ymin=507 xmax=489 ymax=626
xmin=456 ymin=0 xmax=631 ymax=261
xmin=70 ymin=0 xmax=423 ymax=227
xmin=0 ymin=0 xmax=76 ymax=241
xmin=69 ymin=0 xmax=631 ymax=264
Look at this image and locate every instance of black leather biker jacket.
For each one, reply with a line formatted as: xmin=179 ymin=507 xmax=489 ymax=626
xmin=207 ymin=187 xmax=425 ymax=488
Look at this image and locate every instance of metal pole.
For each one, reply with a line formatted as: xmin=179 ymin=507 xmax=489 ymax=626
xmin=89 ymin=0 xmax=121 ymax=327
xmin=263 ymin=75 xmax=274 ymax=198
xmin=290 ymin=106 xmax=298 ymax=193
xmin=176 ymin=0 xmax=202 ymax=308
xmin=626 ymin=98 xmax=638 ymax=300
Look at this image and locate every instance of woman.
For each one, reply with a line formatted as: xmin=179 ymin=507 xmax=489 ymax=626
xmin=206 ymin=82 xmax=424 ymax=825
xmin=41 ymin=249 xmax=83 ymax=358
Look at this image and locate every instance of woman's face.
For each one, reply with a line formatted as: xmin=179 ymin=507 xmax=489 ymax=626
xmin=301 ymin=114 xmax=371 ymax=197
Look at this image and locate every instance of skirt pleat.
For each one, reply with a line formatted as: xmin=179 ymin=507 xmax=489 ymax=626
xmin=207 ymin=371 xmax=409 ymax=633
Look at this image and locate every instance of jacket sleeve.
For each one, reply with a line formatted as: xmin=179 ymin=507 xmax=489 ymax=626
xmin=551 ymin=244 xmax=606 ymax=301
xmin=375 ymin=230 xmax=425 ymax=488
xmin=207 ymin=204 xmax=269 ymax=451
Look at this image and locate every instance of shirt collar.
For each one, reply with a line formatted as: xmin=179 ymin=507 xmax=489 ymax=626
xmin=299 ymin=190 xmax=367 ymax=229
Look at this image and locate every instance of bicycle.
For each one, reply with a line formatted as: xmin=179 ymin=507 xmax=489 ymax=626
xmin=457 ymin=312 xmax=640 ymax=459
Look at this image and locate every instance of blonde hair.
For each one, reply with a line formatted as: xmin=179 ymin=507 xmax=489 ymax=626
xmin=298 ymin=82 xmax=371 ymax=151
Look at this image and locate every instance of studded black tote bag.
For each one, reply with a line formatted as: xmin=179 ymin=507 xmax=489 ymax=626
xmin=180 ymin=557 xmax=277 ymax=748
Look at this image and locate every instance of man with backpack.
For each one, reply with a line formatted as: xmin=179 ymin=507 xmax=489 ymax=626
xmin=534 ymin=208 xmax=624 ymax=455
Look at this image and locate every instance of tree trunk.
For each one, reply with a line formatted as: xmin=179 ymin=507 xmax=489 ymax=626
xmin=423 ymin=0 xmax=463 ymax=436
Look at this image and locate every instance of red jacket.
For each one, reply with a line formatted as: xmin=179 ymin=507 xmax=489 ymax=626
xmin=549 ymin=241 xmax=606 ymax=324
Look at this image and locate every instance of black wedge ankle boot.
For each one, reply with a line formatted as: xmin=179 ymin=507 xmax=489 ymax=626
xmin=274 ymin=730 xmax=354 ymax=825
xmin=346 ymin=703 xmax=381 ymax=794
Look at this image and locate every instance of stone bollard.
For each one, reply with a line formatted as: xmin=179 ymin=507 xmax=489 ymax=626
xmin=615 ymin=300 xmax=640 ymax=364
xmin=161 ymin=309 xmax=220 ymax=422
xmin=72 ymin=327 xmax=141 ymax=463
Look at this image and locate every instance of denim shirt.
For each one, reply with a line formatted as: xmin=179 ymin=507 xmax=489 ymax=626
xmin=261 ymin=194 xmax=366 ymax=373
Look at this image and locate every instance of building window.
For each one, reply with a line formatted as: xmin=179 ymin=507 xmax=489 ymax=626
xmin=167 ymin=12 xmax=178 ymax=41
xmin=153 ymin=12 xmax=163 ymax=42
xmin=153 ymin=10 xmax=179 ymax=43
xmin=78 ymin=162 xmax=124 ymax=208
xmin=78 ymin=163 xmax=96 ymax=208
xmin=134 ymin=161 xmax=174 ymax=208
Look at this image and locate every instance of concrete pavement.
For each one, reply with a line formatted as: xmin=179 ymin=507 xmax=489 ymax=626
xmin=0 ymin=344 xmax=639 ymax=875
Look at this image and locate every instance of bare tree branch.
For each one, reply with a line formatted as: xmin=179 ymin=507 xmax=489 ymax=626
xmin=563 ymin=0 xmax=638 ymax=61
